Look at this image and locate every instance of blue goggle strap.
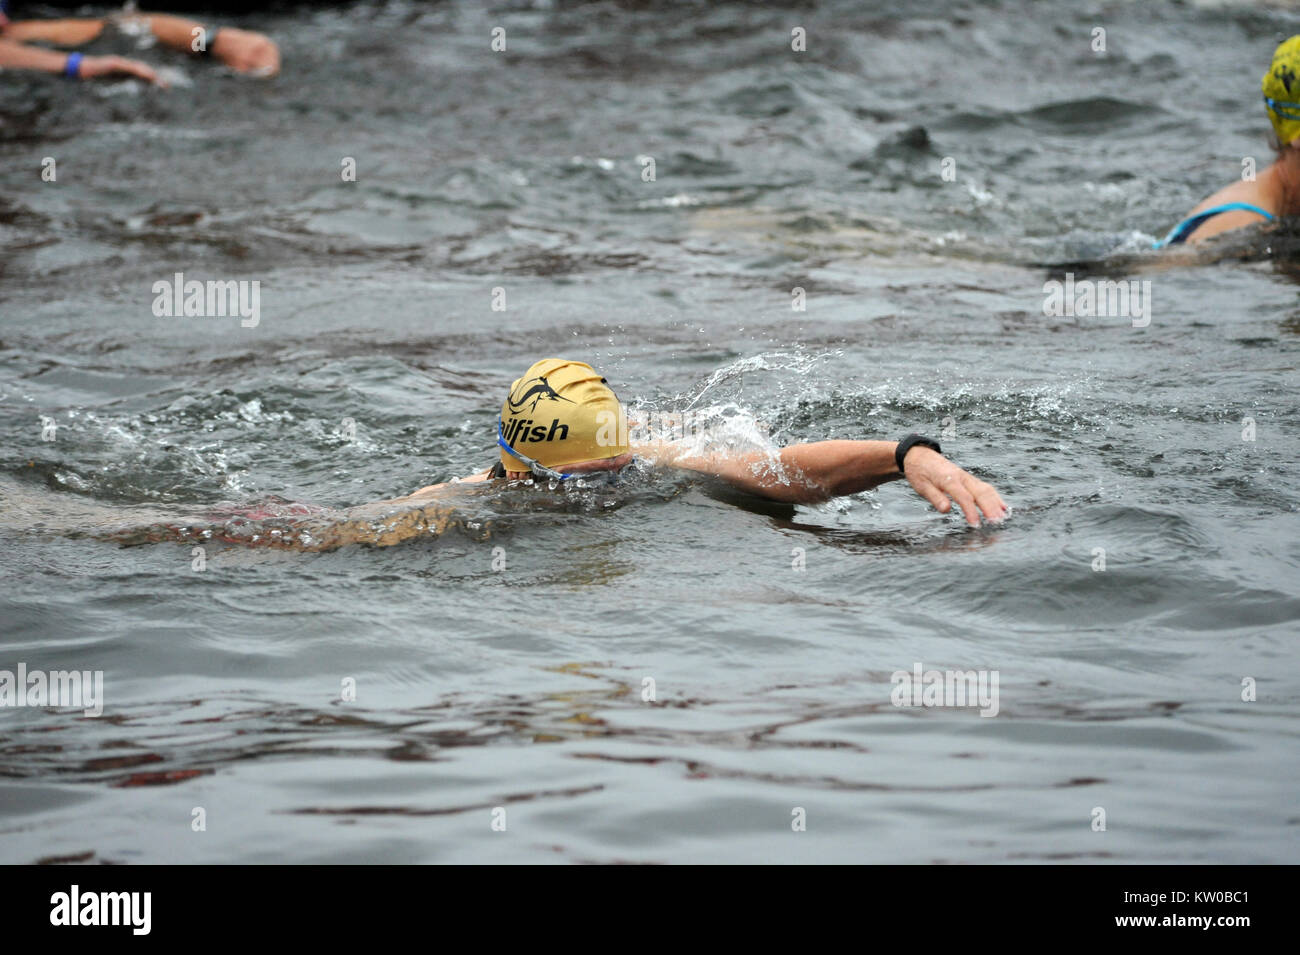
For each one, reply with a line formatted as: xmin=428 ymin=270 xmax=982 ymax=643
xmin=1264 ymin=95 xmax=1300 ymax=121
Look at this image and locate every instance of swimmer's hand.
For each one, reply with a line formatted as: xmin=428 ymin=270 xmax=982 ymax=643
xmin=901 ymin=446 xmax=1007 ymax=527
xmin=79 ymin=54 xmax=168 ymax=87
xmin=211 ymin=27 xmax=280 ymax=77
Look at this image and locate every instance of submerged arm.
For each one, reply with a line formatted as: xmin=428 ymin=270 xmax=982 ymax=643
xmin=348 ymin=467 xmax=495 ymax=517
xmin=296 ymin=499 xmax=462 ymax=551
xmin=192 ymin=480 xmax=488 ymax=552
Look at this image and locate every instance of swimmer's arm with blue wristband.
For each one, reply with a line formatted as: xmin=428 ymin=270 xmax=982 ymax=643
xmin=64 ymin=52 xmax=82 ymax=79
xmin=895 ymin=434 xmax=941 ymax=473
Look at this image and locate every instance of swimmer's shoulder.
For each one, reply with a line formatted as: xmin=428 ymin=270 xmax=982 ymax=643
xmin=1184 ymin=181 xmax=1276 ymax=244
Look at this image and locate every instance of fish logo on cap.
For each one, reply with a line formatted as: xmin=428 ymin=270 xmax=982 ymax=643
xmin=506 ymin=375 xmax=575 ymax=414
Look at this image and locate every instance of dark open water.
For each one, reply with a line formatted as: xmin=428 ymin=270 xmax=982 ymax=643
xmin=1 ymin=0 xmax=1298 ymax=863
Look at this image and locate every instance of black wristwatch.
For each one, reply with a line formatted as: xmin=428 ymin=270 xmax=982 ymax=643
xmin=895 ymin=433 xmax=941 ymax=473
xmin=196 ymin=25 xmax=222 ymax=56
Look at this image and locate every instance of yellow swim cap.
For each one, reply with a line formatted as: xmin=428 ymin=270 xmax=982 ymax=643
xmin=1263 ymin=35 xmax=1300 ymax=145
xmin=498 ymin=359 xmax=628 ymax=472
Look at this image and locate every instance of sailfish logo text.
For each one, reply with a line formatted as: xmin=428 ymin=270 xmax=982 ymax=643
xmin=502 ymin=417 xmax=568 ymax=445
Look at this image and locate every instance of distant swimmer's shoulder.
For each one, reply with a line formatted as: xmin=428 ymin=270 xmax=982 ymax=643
xmin=1176 ymin=182 xmax=1274 ymax=245
xmin=1185 ymin=179 xmax=1250 ymax=214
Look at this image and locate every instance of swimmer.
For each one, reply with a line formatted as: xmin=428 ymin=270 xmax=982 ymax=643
xmin=364 ymin=358 xmax=1008 ymax=529
xmin=1 ymin=359 xmax=1008 ymax=552
xmin=0 ymin=5 xmax=278 ymax=84
xmin=1155 ymin=35 xmax=1300 ymax=247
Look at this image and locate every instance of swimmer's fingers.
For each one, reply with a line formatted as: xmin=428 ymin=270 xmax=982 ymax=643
xmin=937 ymin=470 xmax=1007 ymax=527
xmin=904 ymin=448 xmax=1007 ymax=527
xmin=129 ymin=60 xmax=167 ymax=87
xmin=79 ymin=55 xmax=168 ymax=87
xmin=114 ymin=57 xmax=166 ymax=87
xmin=963 ymin=472 xmax=1008 ymax=524
xmin=939 ymin=472 xmax=982 ymax=527
xmin=906 ymin=471 xmax=954 ymax=517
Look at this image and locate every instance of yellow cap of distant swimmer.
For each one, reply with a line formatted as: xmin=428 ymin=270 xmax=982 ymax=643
xmin=499 ymin=359 xmax=628 ymax=472
xmin=1263 ymin=35 xmax=1300 ymax=145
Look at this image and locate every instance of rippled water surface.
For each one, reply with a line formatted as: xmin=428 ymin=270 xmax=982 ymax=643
xmin=1 ymin=0 xmax=1299 ymax=863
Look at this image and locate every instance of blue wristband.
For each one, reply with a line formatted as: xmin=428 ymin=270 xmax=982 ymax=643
xmin=64 ymin=52 xmax=82 ymax=79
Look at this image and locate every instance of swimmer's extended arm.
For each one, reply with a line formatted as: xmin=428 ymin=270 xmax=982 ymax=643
xmin=0 ymin=36 xmax=78 ymax=70
xmin=0 ymin=36 xmax=163 ymax=84
xmin=112 ymin=14 xmax=280 ymax=76
xmin=641 ymin=439 xmax=1007 ymax=526
xmin=0 ymin=19 xmax=106 ymax=46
